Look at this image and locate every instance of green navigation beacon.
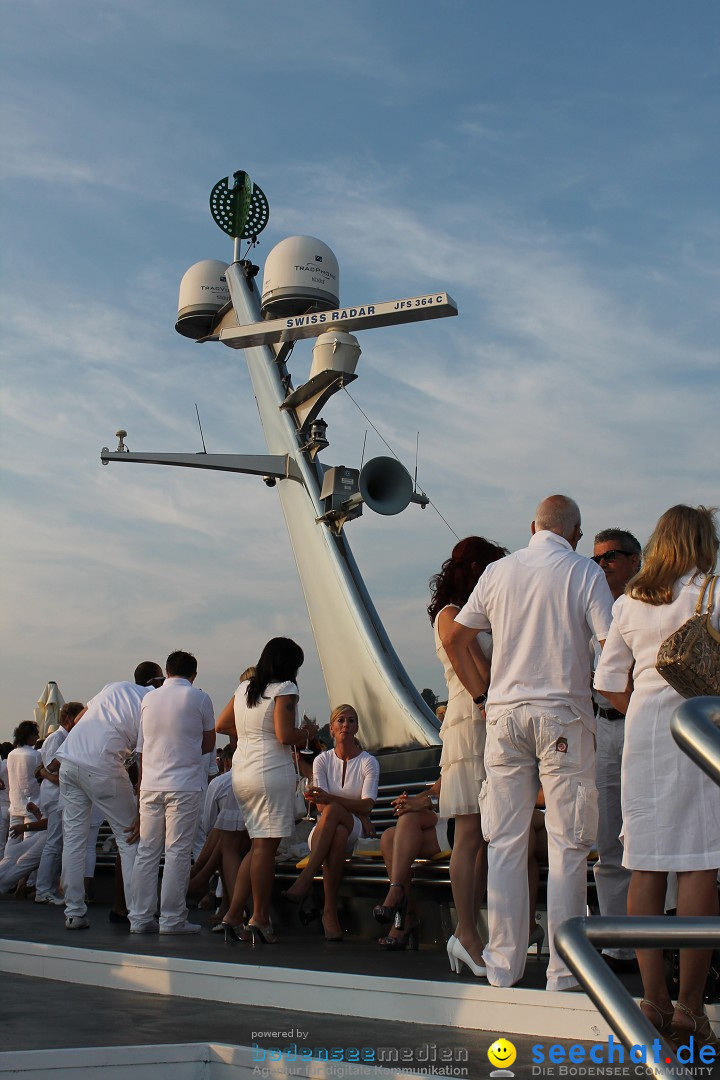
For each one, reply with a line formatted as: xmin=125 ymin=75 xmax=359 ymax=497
xmin=209 ymin=170 xmax=269 ymax=262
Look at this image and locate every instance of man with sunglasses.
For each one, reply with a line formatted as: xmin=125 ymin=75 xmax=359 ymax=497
xmin=591 ymin=529 xmax=641 ymax=972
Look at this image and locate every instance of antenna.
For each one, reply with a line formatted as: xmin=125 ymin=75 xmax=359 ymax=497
xmin=194 ymin=404 xmax=208 ymax=454
xmin=414 ymin=431 xmax=420 ymax=492
xmin=209 ymin=170 xmax=270 ymax=263
xmin=360 ymin=429 xmax=368 ymax=472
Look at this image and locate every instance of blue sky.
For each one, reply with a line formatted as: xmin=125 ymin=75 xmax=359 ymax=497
xmin=1 ymin=1 xmax=718 ymax=740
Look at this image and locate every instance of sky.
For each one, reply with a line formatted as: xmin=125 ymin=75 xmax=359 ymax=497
xmin=1 ymin=1 xmax=718 ymax=742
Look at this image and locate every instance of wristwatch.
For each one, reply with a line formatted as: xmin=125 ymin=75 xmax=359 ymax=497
xmin=473 ymin=693 xmax=487 ymax=706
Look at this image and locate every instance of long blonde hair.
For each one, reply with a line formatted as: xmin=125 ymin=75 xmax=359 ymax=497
xmin=629 ymin=504 xmax=718 ymax=605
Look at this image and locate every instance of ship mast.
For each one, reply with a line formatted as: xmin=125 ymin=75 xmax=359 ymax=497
xmin=102 ymin=172 xmax=459 ymax=752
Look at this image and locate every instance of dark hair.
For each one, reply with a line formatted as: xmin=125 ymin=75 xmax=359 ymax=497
xmin=593 ymin=529 xmax=642 ymax=557
xmin=0 ymin=741 xmax=14 ymax=760
xmin=60 ymin=702 xmax=85 ymax=724
xmin=246 ymin=637 xmax=304 ymax=707
xmin=428 ymin=535 xmax=509 ymax=624
xmin=13 ymin=721 xmax=39 ymax=748
xmin=166 ymin=650 xmax=198 ymax=679
xmin=134 ymin=661 xmax=163 ymax=686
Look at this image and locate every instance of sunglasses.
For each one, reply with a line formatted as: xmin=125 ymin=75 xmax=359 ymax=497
xmin=591 ymin=550 xmax=632 ymax=565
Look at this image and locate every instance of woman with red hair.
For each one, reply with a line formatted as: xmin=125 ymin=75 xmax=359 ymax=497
xmin=426 ymin=536 xmax=510 ymax=976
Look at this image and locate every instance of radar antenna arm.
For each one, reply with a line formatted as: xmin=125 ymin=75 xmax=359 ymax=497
xmin=100 ymin=449 xmax=302 ymax=482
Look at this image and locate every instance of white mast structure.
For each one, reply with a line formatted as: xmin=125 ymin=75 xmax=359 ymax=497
xmin=102 ymin=172 xmax=458 ymax=753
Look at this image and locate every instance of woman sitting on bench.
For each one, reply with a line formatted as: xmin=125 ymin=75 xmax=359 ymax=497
xmin=283 ymin=704 xmax=379 ymax=941
xmin=373 ymin=782 xmax=447 ymax=950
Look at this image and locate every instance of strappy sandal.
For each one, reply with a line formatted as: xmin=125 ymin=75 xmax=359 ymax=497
xmin=640 ymin=999 xmax=677 ymax=1048
xmin=672 ymin=1002 xmax=720 ymax=1052
xmin=373 ymin=883 xmax=405 ymax=925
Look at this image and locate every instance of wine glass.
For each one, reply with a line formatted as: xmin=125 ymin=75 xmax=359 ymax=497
xmin=301 ymin=777 xmax=315 ymax=821
xmin=299 ymin=714 xmax=316 ymax=757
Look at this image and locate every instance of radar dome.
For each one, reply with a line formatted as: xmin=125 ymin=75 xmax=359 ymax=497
xmin=175 ymin=259 xmax=230 ymax=339
xmin=261 ymin=236 xmax=339 ymax=318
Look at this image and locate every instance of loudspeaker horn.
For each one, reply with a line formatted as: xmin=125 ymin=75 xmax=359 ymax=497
xmin=358 ymin=456 xmax=414 ymax=516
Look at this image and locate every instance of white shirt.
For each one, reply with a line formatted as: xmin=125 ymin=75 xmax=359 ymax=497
xmin=58 ymin=681 xmax=154 ymax=776
xmin=313 ymin=749 xmax=380 ymax=803
xmin=202 ymin=771 xmax=233 ymax=833
xmin=6 ymin=745 xmax=42 ymax=816
xmin=39 ymin=725 xmax=68 ymax=808
xmin=456 ymin=530 xmax=613 ymax=724
xmin=137 ymin=677 xmax=215 ymax=792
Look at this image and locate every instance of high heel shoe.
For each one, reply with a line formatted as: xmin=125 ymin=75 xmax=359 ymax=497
xmin=248 ymin=922 xmax=278 ymax=945
xmin=448 ymin=935 xmax=487 ymax=977
xmin=671 ymin=1002 xmax=720 ymax=1052
xmin=322 ymin=915 xmax=344 ymax=942
xmin=222 ymin=921 xmax=251 ymax=943
xmin=640 ymin=999 xmax=678 ymax=1048
xmin=379 ymin=918 xmax=419 ymax=951
xmin=447 ymin=934 xmax=458 ymax=972
xmin=281 ymin=888 xmax=312 ymax=906
xmin=528 ymin=924 xmax=545 ymax=959
xmin=373 ymin=883 xmax=405 ymax=925
xmin=298 ymin=905 xmax=322 ymax=927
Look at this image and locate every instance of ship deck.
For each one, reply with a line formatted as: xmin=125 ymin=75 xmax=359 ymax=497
xmin=4 ymin=892 xmax=704 ymax=1080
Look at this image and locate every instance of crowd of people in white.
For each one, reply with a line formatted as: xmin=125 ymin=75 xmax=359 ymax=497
xmin=0 ymin=495 xmax=717 ymax=1053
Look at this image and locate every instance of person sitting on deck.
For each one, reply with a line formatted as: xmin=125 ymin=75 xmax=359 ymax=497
xmin=373 ymin=780 xmax=446 ymax=951
xmin=283 ymin=704 xmax=379 ymax=941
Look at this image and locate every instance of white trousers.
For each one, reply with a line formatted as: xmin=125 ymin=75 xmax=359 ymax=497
xmin=0 ymin=831 xmax=47 ymax=893
xmin=60 ymin=761 xmax=138 ymax=919
xmin=129 ymin=789 xmax=201 ymax=930
xmin=4 ymin=813 xmax=34 ymax=856
xmin=481 ymin=704 xmax=598 ymax=992
xmin=593 ymin=717 xmax=633 ymax=960
xmin=84 ymin=803 xmax=106 ymax=879
xmin=34 ymin=799 xmax=63 ymax=897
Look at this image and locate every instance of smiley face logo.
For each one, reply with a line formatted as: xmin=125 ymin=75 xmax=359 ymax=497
xmin=488 ymin=1038 xmax=517 ymax=1070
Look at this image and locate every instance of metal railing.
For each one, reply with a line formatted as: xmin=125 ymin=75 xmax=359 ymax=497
xmin=555 ymin=697 xmax=720 ymax=1080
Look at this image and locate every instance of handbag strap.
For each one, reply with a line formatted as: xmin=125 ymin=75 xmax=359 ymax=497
xmin=694 ymin=574 xmax=714 ymax=615
xmin=702 ymin=574 xmax=720 ymax=645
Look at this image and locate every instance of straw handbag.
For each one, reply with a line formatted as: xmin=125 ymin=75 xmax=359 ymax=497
xmin=656 ymin=574 xmax=720 ymax=698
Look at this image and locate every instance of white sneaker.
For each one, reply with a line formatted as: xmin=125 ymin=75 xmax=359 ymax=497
xmin=65 ymin=915 xmax=90 ymax=930
xmin=130 ymin=920 xmax=160 ymax=934
xmin=35 ymin=893 xmax=65 ymax=905
xmin=159 ymin=921 xmax=202 ymax=935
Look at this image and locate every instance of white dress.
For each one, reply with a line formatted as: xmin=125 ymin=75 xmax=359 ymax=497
xmin=434 ymin=605 xmax=491 ymax=818
xmin=310 ymin=749 xmax=379 ymax=851
xmin=231 ymin=679 xmax=298 ymax=839
xmin=594 ymin=572 xmax=720 ymax=871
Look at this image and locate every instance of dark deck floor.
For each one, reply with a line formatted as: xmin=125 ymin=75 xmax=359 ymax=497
xmin=0 ymin=894 xmax=671 ymax=1080
xmin=0 ymin=890 xmax=632 ymax=991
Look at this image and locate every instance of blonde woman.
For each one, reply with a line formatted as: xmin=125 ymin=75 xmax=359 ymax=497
xmin=595 ymin=504 xmax=720 ymax=1050
xmin=283 ymin=704 xmax=379 ymax=940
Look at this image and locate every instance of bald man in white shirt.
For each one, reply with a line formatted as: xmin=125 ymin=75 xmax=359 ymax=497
xmin=446 ymin=495 xmax=613 ymax=992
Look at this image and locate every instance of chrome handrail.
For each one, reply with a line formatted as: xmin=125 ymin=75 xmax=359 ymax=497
xmin=554 ymin=697 xmax=720 ymax=1080
xmin=670 ymin=696 xmax=720 ymax=786
xmin=555 ymin=917 xmax=719 ymax=1080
